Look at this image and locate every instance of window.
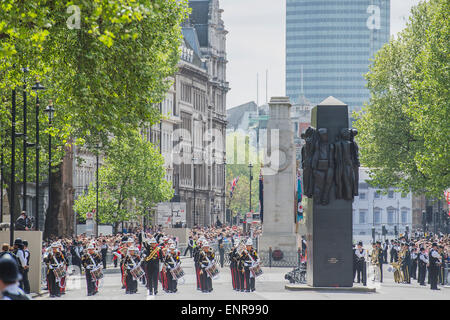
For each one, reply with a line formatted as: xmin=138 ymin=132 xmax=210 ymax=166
xmin=387 ymin=209 xmax=395 ymax=224
xmin=359 ymin=210 xmax=366 ymax=224
xmin=374 ymin=190 xmax=381 ymax=199
xmin=374 ymin=209 xmax=381 ymax=224
xmin=359 ymin=192 xmax=366 ymax=200
xmin=401 ymin=210 xmax=408 ymax=224
xmin=388 ymin=190 xmax=394 ymax=199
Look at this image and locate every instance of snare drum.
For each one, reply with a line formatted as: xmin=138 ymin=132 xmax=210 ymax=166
xmin=170 ymin=264 xmax=185 ymax=280
xmin=91 ymin=265 xmax=103 ymax=282
xmin=249 ymin=262 xmax=263 ymax=278
xmin=53 ymin=265 xmax=66 ymax=281
xmin=130 ymin=264 xmax=145 ymax=280
xmin=205 ymin=263 xmax=220 ymax=279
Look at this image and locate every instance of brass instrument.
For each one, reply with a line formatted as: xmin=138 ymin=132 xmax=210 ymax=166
xmin=145 ymin=246 xmax=160 ymax=262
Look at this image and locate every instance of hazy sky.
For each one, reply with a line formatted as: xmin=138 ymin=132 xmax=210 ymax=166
xmin=221 ymin=0 xmax=423 ymax=109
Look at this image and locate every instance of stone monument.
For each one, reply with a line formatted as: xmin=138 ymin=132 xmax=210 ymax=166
xmin=301 ymin=96 xmax=359 ymax=287
xmin=259 ymin=97 xmax=298 ymax=261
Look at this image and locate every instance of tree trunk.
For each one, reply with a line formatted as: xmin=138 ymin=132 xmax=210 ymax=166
xmin=44 ymin=164 xmax=62 ymax=240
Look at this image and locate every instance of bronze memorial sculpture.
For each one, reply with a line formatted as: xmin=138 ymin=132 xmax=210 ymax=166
xmin=302 ymin=97 xmax=358 ymax=287
xmin=301 ymin=127 xmax=359 ymax=205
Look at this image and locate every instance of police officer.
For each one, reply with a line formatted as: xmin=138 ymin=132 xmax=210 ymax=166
xmin=417 ymin=247 xmax=428 ymax=286
xmin=376 ymin=241 xmax=384 ymax=282
xmin=100 ymin=240 xmax=108 ymax=269
xmin=354 ymin=242 xmax=366 ymax=285
xmin=12 ymin=238 xmax=26 ymax=289
xmin=22 ymin=240 xmax=31 ymax=294
xmin=184 ymin=236 xmax=194 ymax=258
xmin=0 ymin=256 xmax=30 ymax=300
xmin=410 ymin=247 xmax=418 ymax=280
xmin=429 ymin=243 xmax=442 ymax=290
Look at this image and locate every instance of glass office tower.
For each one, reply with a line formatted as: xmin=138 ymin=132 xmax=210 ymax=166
xmin=286 ymin=0 xmax=390 ymax=111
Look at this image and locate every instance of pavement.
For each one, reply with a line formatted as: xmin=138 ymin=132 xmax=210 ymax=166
xmin=34 ymin=257 xmax=449 ymax=300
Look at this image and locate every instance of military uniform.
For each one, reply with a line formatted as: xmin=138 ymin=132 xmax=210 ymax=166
xmin=164 ymin=248 xmax=180 ymax=293
xmin=81 ymin=250 xmax=102 ymax=296
xmin=240 ymin=247 xmax=259 ymax=292
xmin=143 ymin=240 xmax=162 ymax=295
xmin=123 ymin=250 xmax=141 ymax=294
xmin=229 ymin=246 xmax=241 ymax=291
xmin=43 ymin=248 xmax=65 ymax=297
xmin=199 ymin=248 xmax=215 ymax=293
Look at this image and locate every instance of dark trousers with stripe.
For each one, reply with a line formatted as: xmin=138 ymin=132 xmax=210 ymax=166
xmin=146 ymin=263 xmax=159 ymax=294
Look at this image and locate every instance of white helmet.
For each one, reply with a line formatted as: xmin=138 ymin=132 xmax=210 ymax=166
xmin=128 ymin=246 xmax=137 ymax=252
xmin=169 ymin=244 xmax=176 ymax=250
xmin=246 ymin=238 xmax=253 ymax=246
xmin=87 ymin=244 xmax=95 ymax=250
xmin=127 ymin=238 xmax=134 ymax=243
xmin=51 ymin=243 xmax=59 ymax=248
xmin=202 ymin=241 xmax=209 ymax=247
xmin=149 ymin=238 xmax=157 ymax=244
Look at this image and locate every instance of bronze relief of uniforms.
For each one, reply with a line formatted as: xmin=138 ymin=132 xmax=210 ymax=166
xmin=300 ymin=126 xmax=360 ymax=206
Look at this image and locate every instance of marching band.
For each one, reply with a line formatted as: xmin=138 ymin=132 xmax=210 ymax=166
xmin=39 ymin=231 xmax=263 ymax=298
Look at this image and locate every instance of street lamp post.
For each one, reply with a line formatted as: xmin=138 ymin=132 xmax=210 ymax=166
xmin=248 ymin=163 xmax=253 ymax=234
xmin=31 ymin=80 xmax=45 ymax=230
xmin=95 ymin=146 xmax=99 ymax=237
xmin=45 ymin=102 xmax=55 ymax=229
xmin=192 ymin=156 xmax=197 ymax=228
xmin=10 ymin=87 xmax=17 ymax=246
xmin=0 ymin=128 xmax=4 ymax=224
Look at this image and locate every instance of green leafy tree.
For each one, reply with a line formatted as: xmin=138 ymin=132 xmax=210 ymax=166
xmin=0 ymin=0 xmax=189 ymax=237
xmin=354 ymin=0 xmax=449 ymax=197
xmin=226 ymin=131 xmax=261 ymax=219
xmin=73 ymin=131 xmax=173 ymax=233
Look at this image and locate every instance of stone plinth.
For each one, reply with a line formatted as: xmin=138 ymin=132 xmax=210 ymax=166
xmin=259 ymin=97 xmax=298 ymax=255
xmin=0 ymin=231 xmax=42 ymax=294
xmin=305 ymin=96 xmax=353 ymax=287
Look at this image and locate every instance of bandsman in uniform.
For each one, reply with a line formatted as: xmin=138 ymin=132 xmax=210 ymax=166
xmin=0 ymin=256 xmax=30 ymax=300
xmin=81 ymin=244 xmax=102 ymax=296
xmin=57 ymin=241 xmax=69 ymax=295
xmin=370 ymin=243 xmax=380 ymax=281
xmin=143 ymin=237 xmax=161 ymax=295
xmin=355 ymin=242 xmax=367 ymax=285
xmin=400 ymin=243 xmax=411 ymax=284
xmin=43 ymin=243 xmax=65 ymax=298
xmin=164 ymin=244 xmax=181 ymax=293
xmin=229 ymin=241 xmax=241 ymax=291
xmin=240 ymin=238 xmax=259 ymax=292
xmin=417 ymin=247 xmax=428 ymax=286
xmin=193 ymin=237 xmax=204 ymax=291
xmin=199 ymin=241 xmax=215 ymax=293
xmin=123 ymin=247 xmax=141 ymax=294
